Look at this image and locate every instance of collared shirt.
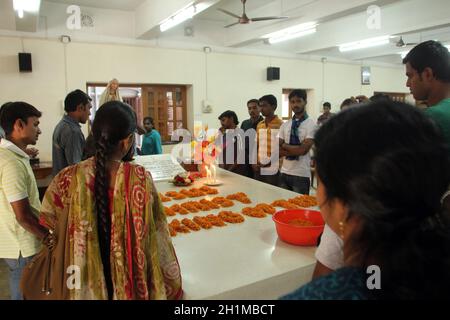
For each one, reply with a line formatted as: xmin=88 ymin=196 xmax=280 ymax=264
xmin=0 ymin=139 xmax=41 ymax=259
xmin=278 ymin=117 xmax=316 ymax=178
xmin=256 ymin=116 xmax=283 ymax=162
xmin=240 ymin=116 xmax=264 ymax=132
xmin=52 ymin=115 xmax=86 ymax=176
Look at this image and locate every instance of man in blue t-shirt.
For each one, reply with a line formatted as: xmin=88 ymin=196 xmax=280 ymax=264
xmin=141 ymin=117 xmax=162 ymax=155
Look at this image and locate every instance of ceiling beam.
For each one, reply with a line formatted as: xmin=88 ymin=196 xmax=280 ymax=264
xmin=0 ymin=0 xmax=41 ymax=33
xmin=135 ymin=0 xmax=221 ymax=39
xmin=222 ymin=0 xmax=379 ymax=47
xmin=15 ymin=12 xmax=40 ymax=32
xmin=294 ymin=0 xmax=450 ymax=56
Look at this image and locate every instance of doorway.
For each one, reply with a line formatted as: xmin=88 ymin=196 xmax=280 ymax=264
xmin=86 ymin=83 xmax=188 ymax=143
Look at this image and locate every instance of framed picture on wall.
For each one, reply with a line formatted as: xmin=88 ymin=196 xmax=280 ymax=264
xmin=361 ymin=66 xmax=371 ymax=85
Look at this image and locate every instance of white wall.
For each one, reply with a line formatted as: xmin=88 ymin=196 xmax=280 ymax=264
xmin=0 ymin=36 xmax=409 ymax=162
xmin=0 ymin=37 xmax=67 ymax=163
xmin=40 ymin=1 xmax=136 ymax=40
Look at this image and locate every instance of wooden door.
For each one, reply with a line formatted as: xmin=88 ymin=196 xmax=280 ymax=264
xmin=142 ymin=85 xmax=187 ymax=142
xmin=123 ymin=96 xmax=143 ymax=125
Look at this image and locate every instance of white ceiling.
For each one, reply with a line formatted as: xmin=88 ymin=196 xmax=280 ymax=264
xmin=198 ymin=0 xmax=278 ymax=22
xmin=1 ymin=0 xmax=449 ymax=65
xmin=46 ymin=0 xmax=147 ymax=11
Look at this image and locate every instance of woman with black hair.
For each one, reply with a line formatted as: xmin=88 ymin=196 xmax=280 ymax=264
xmin=282 ymin=100 xmax=450 ymax=299
xmin=37 ymin=101 xmax=182 ymax=299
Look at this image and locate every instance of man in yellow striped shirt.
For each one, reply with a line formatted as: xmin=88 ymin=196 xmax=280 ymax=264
xmin=253 ymin=95 xmax=283 ymax=186
xmin=0 ymin=102 xmax=52 ymax=300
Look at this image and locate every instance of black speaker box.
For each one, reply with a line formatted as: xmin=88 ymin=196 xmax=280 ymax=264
xmin=18 ymin=53 xmax=32 ymax=72
xmin=267 ymin=67 xmax=280 ymax=81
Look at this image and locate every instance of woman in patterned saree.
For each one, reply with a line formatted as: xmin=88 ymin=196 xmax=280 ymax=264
xmin=39 ymin=101 xmax=182 ymax=299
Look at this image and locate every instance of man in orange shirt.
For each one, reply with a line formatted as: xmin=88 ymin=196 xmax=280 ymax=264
xmin=253 ymin=94 xmax=283 ymax=186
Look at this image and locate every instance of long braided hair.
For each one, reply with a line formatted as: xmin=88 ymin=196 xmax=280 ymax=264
xmin=91 ymin=101 xmax=136 ymax=299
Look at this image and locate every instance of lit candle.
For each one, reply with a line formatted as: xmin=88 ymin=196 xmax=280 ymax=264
xmin=206 ymin=166 xmax=211 ymax=183
xmin=211 ymin=164 xmax=216 ymax=184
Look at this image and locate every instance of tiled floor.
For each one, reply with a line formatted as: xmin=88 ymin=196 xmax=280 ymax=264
xmin=0 ymin=260 xmax=10 ymax=300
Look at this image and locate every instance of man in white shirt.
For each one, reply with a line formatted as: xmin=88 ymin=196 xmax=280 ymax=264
xmin=278 ymin=89 xmax=317 ymax=194
xmin=312 ymin=224 xmax=344 ymax=279
xmin=0 ymin=102 xmax=53 ymax=300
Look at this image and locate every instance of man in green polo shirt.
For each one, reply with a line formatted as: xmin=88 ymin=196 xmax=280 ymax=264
xmin=403 ymin=40 xmax=450 ymax=155
xmin=0 ymin=102 xmax=53 ymax=300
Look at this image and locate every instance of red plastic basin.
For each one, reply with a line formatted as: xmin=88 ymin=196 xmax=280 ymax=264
xmin=272 ymin=209 xmax=325 ymax=246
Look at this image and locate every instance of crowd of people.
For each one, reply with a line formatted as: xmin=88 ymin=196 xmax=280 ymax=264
xmin=0 ymin=40 xmax=449 ymax=300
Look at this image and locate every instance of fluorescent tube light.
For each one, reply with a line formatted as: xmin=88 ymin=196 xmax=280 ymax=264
xmin=263 ymin=22 xmax=317 ymax=44
xmin=339 ymin=35 xmax=390 ymax=52
xmin=160 ymin=2 xmax=208 ymax=32
xmin=13 ymin=0 xmax=41 ymax=18
xmin=268 ymin=28 xmax=316 ymax=44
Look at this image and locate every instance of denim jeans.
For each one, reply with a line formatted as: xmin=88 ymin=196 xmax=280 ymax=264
xmin=279 ymin=173 xmax=311 ymax=195
xmin=254 ymin=170 xmax=280 ymax=187
xmin=3 ymin=253 xmax=35 ymax=300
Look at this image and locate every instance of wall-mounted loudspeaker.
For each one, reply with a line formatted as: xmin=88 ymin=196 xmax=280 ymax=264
xmin=267 ymin=67 xmax=280 ymax=81
xmin=18 ymin=53 xmax=32 ymax=72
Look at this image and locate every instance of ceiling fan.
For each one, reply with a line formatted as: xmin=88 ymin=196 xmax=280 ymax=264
xmin=218 ymin=0 xmax=288 ymax=28
xmin=392 ymin=36 xmax=418 ymax=47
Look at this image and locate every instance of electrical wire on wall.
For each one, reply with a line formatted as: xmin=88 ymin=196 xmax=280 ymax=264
xmin=63 ymin=42 xmax=68 ymax=94
xmin=204 ymin=48 xmax=209 ymax=102
xmin=202 ymin=46 xmax=214 ymax=112
xmin=321 ymin=57 xmax=326 ymax=105
xmin=200 ymin=46 xmax=213 ymax=132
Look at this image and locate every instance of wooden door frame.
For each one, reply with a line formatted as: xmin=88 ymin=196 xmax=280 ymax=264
xmin=141 ymin=84 xmax=188 ymax=142
xmin=86 ymin=83 xmax=188 ymax=141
